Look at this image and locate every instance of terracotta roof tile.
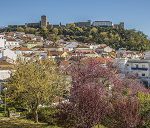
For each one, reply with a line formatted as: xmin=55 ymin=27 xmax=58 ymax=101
xmin=81 ymin=57 xmax=113 ymax=64
xmin=47 ymin=51 xmax=63 ymax=56
xmin=12 ymin=47 xmax=32 ymax=51
xmin=6 ymin=38 xmax=16 ymax=42
xmin=0 ymin=60 xmax=14 ymax=65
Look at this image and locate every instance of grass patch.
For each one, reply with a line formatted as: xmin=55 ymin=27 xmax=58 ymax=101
xmin=0 ymin=112 xmax=5 ymax=117
xmin=0 ymin=117 xmax=60 ymax=128
xmin=94 ymin=124 xmax=107 ymax=128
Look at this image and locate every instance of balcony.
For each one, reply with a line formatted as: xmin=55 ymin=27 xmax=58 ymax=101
xmin=131 ymin=67 xmax=148 ymax=71
xmin=139 ymin=76 xmax=149 ymax=79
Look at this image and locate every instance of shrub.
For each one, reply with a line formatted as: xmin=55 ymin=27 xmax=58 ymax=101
xmin=138 ymin=93 xmax=150 ymax=128
xmin=27 ymin=107 xmax=59 ymax=125
xmin=7 ymin=107 xmax=16 ymax=117
xmin=93 ymin=125 xmax=107 ymax=128
xmin=0 ymin=105 xmax=4 ymax=112
xmin=7 ymin=107 xmax=16 ymax=112
xmin=38 ymin=107 xmax=59 ymax=125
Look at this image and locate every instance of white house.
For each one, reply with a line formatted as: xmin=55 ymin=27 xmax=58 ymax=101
xmin=96 ymin=45 xmax=114 ymax=53
xmin=0 ymin=70 xmax=11 ymax=81
xmin=0 ymin=60 xmax=14 ymax=93
xmin=64 ymin=42 xmax=79 ymax=51
xmin=114 ymin=58 xmax=128 ymax=73
xmin=144 ymin=51 xmax=150 ymax=59
xmin=12 ymin=47 xmax=33 ymax=55
xmin=125 ymin=59 xmax=150 ymax=87
xmin=0 ymin=60 xmax=14 ymax=78
xmin=0 ymin=35 xmax=6 ymax=48
xmin=0 ymin=49 xmax=3 ymax=58
xmin=90 ymin=45 xmax=100 ymax=50
xmin=103 ymin=46 xmax=114 ymax=53
xmin=5 ymin=38 xmax=20 ymax=49
xmin=0 ymin=69 xmax=11 ymax=93
xmin=3 ymin=49 xmax=17 ymax=62
xmin=116 ymin=48 xmax=140 ymax=59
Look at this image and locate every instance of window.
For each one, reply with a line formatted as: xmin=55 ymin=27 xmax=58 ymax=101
xmin=135 ymin=64 xmax=138 ymax=68
xmin=142 ymin=74 xmax=145 ymax=77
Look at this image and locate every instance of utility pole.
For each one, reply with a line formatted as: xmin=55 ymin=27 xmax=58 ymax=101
xmin=3 ymin=87 xmax=7 ymax=115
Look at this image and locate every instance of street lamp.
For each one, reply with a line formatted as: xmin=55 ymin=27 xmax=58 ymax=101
xmin=3 ymin=87 xmax=7 ymax=115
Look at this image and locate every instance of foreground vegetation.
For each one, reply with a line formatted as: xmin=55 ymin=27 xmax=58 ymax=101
xmin=6 ymin=59 xmax=69 ymax=123
xmin=0 ymin=117 xmax=107 ymax=128
xmin=0 ymin=117 xmax=60 ymax=128
xmin=0 ymin=59 xmax=149 ymax=128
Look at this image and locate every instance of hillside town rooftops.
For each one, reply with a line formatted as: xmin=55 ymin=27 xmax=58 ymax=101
xmin=76 ymin=45 xmax=90 ymax=48
xmin=22 ymin=53 xmax=35 ymax=57
xmin=0 ymin=60 xmax=14 ymax=70
xmin=0 ymin=60 xmax=14 ymax=65
xmin=6 ymin=38 xmax=17 ymax=42
xmin=81 ymin=57 xmax=113 ymax=64
xmin=47 ymin=51 xmax=63 ymax=56
xmin=12 ymin=47 xmax=32 ymax=51
xmin=44 ymin=43 xmax=62 ymax=48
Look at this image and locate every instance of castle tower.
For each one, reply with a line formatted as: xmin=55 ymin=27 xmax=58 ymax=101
xmin=41 ymin=15 xmax=47 ymax=28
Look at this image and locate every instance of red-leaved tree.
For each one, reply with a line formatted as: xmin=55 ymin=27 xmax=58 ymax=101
xmin=58 ymin=58 xmax=149 ymax=128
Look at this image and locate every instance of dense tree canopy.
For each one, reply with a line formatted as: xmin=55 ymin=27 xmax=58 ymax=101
xmin=6 ymin=59 xmax=69 ymax=123
xmin=1 ymin=25 xmax=150 ymax=51
xmin=58 ymin=59 xmax=149 ymax=128
xmin=57 ymin=26 xmax=150 ymax=51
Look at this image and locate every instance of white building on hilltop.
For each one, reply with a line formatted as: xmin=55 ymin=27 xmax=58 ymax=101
xmin=92 ymin=21 xmax=112 ymax=27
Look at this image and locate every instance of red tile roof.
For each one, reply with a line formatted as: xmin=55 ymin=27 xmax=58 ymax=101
xmin=6 ymin=38 xmax=16 ymax=42
xmin=12 ymin=47 xmax=32 ymax=51
xmin=81 ymin=57 xmax=113 ymax=64
xmin=47 ymin=51 xmax=63 ymax=56
xmin=0 ymin=60 xmax=14 ymax=65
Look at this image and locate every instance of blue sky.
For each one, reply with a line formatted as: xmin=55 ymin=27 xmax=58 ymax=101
xmin=0 ymin=0 xmax=150 ymax=36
